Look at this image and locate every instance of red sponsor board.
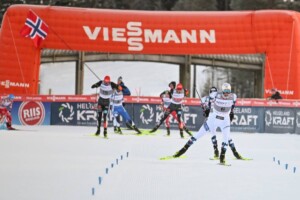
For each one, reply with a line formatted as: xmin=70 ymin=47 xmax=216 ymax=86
xmin=2 ymin=95 xmax=300 ymax=108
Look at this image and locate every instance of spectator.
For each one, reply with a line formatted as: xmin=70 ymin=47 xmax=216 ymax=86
xmin=268 ymin=88 xmax=282 ymax=101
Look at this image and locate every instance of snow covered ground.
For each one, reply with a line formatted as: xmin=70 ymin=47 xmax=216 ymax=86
xmin=0 ymin=125 xmax=299 ymax=200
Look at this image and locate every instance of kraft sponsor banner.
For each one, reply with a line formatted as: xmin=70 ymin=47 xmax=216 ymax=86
xmin=264 ymin=108 xmax=295 ymax=133
xmin=11 ymin=101 xmax=51 ymax=125
xmin=230 ymin=107 xmax=264 ymax=133
xmin=132 ymin=104 xmax=204 ymax=131
xmin=51 ymin=102 xmax=97 ymax=126
xmin=295 ymin=110 xmax=300 ymax=134
xmin=133 ymin=104 xmax=156 ymax=129
xmin=9 ymin=95 xmax=300 ymax=107
xmin=51 ymin=102 xmax=130 ymax=127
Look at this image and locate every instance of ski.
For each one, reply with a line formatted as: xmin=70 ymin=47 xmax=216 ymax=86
xmin=210 ymin=157 xmax=252 ymax=161
xmin=218 ymin=162 xmax=231 ymax=166
xmin=88 ymin=134 xmax=109 ymax=139
xmin=235 ymin=157 xmax=253 ymax=161
xmin=159 ymin=155 xmax=187 ymax=160
xmin=135 ymin=130 xmax=158 ymax=136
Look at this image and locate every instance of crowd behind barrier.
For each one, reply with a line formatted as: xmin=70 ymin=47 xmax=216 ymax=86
xmin=4 ymin=95 xmax=300 ymax=134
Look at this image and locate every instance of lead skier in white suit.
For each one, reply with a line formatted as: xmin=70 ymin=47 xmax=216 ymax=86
xmin=173 ymin=83 xmax=237 ymax=164
xmin=202 ymin=86 xmax=243 ymax=160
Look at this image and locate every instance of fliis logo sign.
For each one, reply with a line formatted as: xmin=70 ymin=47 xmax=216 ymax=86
xmin=18 ymin=101 xmax=45 ymax=125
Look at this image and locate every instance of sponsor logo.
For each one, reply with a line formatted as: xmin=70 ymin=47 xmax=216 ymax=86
xmin=265 ymin=89 xmax=294 ymax=95
xmin=231 ymin=115 xmax=258 ymax=126
xmin=265 ymin=110 xmax=294 ymax=127
xmin=295 ymin=111 xmax=300 ymax=128
xmin=76 ymin=103 xmax=97 ymax=121
xmin=58 ymin=103 xmax=74 ymax=123
xmin=47 ymin=96 xmax=67 ymax=102
xmin=140 ymin=104 xmax=154 ymax=124
xmin=0 ymin=80 xmax=30 ymax=88
xmin=83 ymin=22 xmax=216 ymax=51
xmin=237 ymin=99 xmax=252 ymax=106
xmin=265 ymin=110 xmax=272 ymax=126
xmin=18 ymin=101 xmax=45 ymax=125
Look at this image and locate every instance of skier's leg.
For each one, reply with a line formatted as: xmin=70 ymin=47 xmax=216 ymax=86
xmin=165 ymin=114 xmax=171 ymax=136
xmin=150 ymin=109 xmax=171 ymax=133
xmin=211 ymin=133 xmax=219 ymax=158
xmin=96 ymin=107 xmax=103 ymax=135
xmin=173 ymin=118 xmax=212 ymax=157
xmin=120 ymin=107 xmax=141 ymax=134
xmin=228 ymin=137 xmax=243 ymax=159
xmin=175 ymin=109 xmax=184 ymax=138
xmin=5 ymin=110 xmax=14 ymax=130
xmin=220 ymin=122 xmax=230 ymax=164
xmin=102 ymin=106 xmax=109 ymax=138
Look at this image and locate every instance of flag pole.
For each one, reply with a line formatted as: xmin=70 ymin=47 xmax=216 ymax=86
xmin=7 ymin=15 xmax=28 ymax=94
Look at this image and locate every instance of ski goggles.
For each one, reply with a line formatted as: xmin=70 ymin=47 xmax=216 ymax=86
xmin=223 ymin=89 xmax=231 ymax=94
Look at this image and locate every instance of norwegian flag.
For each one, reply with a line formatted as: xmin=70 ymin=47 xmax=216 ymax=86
xmin=20 ymin=10 xmax=48 ymax=48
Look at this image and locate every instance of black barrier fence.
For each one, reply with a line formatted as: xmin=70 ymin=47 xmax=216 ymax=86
xmin=50 ymin=102 xmax=300 ymax=134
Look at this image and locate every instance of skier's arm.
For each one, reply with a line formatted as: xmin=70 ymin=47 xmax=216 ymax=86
xmin=184 ymin=89 xmax=189 ymax=97
xmin=122 ymin=85 xmax=131 ymax=96
xmin=110 ymin=82 xmax=118 ymax=90
xmin=91 ymin=81 xmax=102 ymax=88
xmin=229 ymin=94 xmax=237 ymax=121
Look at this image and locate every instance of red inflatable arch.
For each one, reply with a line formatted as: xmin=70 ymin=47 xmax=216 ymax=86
xmin=0 ymin=5 xmax=300 ymax=98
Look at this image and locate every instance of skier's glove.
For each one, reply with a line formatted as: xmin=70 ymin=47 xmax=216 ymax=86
xmin=229 ymin=111 xmax=234 ymax=122
xmin=203 ymin=109 xmax=210 ymax=118
xmin=185 ymin=89 xmax=189 ymax=96
xmin=91 ymin=84 xmax=97 ymax=89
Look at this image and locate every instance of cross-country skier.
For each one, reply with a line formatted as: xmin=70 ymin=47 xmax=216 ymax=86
xmin=117 ymin=76 xmax=131 ymax=96
xmin=91 ymin=75 xmax=117 ymax=138
xmin=160 ymin=88 xmax=192 ymax=137
xmin=114 ymin=76 xmax=131 ymax=132
xmin=173 ymin=83 xmax=239 ymax=165
xmin=201 ymin=86 xmax=243 ymax=160
xmin=150 ymin=83 xmax=189 ymax=138
xmin=111 ymin=85 xmax=141 ymax=134
xmin=0 ymin=94 xmax=16 ymax=130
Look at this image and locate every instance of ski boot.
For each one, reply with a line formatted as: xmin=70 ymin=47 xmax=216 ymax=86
xmin=117 ymin=127 xmax=123 ymax=134
xmin=114 ymin=126 xmax=118 ymax=133
xmin=95 ymin=128 xmax=100 ymax=136
xmin=126 ymin=123 xmax=133 ymax=130
xmin=219 ymin=143 xmax=228 ymax=164
xmin=220 ymin=150 xmax=226 ymax=164
xmin=229 ymin=139 xmax=243 ymax=159
xmin=149 ymin=125 xmax=159 ymax=133
xmin=133 ymin=125 xmax=142 ymax=134
xmin=166 ymin=127 xmax=170 ymax=136
xmin=183 ymin=126 xmax=193 ymax=136
xmin=232 ymin=149 xmax=243 ymax=159
xmin=180 ymin=129 xmax=184 ymax=139
xmin=213 ymin=148 xmax=219 ymax=159
xmin=6 ymin=122 xmax=16 ymax=130
xmin=174 ymin=137 xmax=196 ymax=157
xmin=103 ymin=128 xmax=108 ymax=138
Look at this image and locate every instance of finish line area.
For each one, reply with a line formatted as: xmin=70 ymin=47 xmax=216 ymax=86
xmin=0 ymin=126 xmax=299 ymax=200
